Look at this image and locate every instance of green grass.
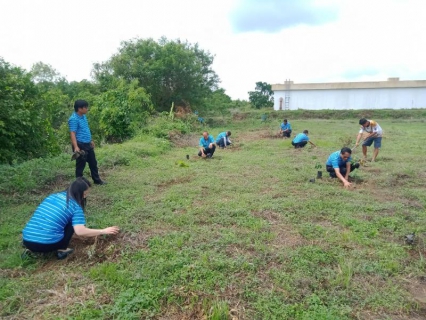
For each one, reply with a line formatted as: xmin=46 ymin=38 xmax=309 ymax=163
xmin=1 ymin=116 xmax=426 ymax=319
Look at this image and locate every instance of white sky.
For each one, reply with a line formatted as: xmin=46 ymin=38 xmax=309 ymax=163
xmin=1 ymin=0 xmax=426 ymax=100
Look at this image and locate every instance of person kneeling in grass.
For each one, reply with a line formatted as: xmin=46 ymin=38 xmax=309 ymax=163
xmin=326 ymin=147 xmax=360 ymax=188
xmin=280 ymin=119 xmax=292 ymax=138
xmin=216 ymin=131 xmax=232 ymax=149
xmin=198 ymin=131 xmax=216 ymax=158
xmin=291 ymin=130 xmax=316 ymax=148
xmin=22 ymin=177 xmax=120 ymax=260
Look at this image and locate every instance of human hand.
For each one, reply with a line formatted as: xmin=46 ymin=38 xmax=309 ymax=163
xmin=343 ymin=181 xmax=352 ymax=188
xmin=102 ymin=226 xmax=120 ymax=235
xmin=90 ymin=141 xmax=95 ymax=148
xmin=74 ymin=146 xmax=81 ymax=153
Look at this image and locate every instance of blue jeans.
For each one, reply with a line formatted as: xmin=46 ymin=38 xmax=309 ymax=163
xmin=363 ymin=137 xmax=382 ymax=148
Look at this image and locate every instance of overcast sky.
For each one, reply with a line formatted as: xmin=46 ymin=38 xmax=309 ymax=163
xmin=1 ymin=0 xmax=426 ymax=100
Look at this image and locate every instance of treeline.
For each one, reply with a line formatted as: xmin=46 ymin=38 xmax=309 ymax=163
xmin=0 ymin=37 xmax=243 ymax=165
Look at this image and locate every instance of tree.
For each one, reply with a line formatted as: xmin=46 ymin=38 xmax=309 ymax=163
xmin=30 ymin=62 xmax=63 ymax=84
xmin=90 ymin=79 xmax=154 ymax=142
xmin=248 ymin=82 xmax=274 ymax=109
xmin=0 ymin=58 xmax=59 ymax=164
xmin=93 ymin=37 xmax=220 ymax=112
xmin=200 ymin=88 xmax=232 ymax=116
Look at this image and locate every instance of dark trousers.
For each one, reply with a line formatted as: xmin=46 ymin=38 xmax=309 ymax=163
xmin=217 ymin=139 xmax=231 ymax=148
xmin=75 ymin=142 xmax=101 ymax=183
xmin=283 ymin=130 xmax=292 ymax=138
xmin=326 ymin=163 xmax=359 ymax=178
xmin=198 ymin=145 xmax=216 ymax=157
xmin=292 ymin=141 xmax=307 ymax=148
xmin=23 ymin=222 xmax=74 ymax=252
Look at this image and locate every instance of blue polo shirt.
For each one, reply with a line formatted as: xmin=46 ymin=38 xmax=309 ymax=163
xmin=199 ymin=135 xmax=215 ymax=148
xmin=292 ymin=133 xmax=309 ymax=144
xmin=280 ymin=122 xmax=292 ymax=130
xmin=22 ymin=191 xmax=86 ymax=244
xmin=216 ymin=132 xmax=227 ymax=143
xmin=68 ymin=112 xmax=92 ymax=143
xmin=326 ymin=151 xmax=352 ymax=168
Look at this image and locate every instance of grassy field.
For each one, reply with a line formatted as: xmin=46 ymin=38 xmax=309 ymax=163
xmin=1 ymin=116 xmax=426 ymax=319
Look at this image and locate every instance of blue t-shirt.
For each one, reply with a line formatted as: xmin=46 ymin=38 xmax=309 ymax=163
xmin=22 ymin=191 xmax=86 ymax=244
xmin=292 ymin=133 xmax=309 ymax=144
xmin=280 ymin=122 xmax=292 ymax=130
xmin=68 ymin=112 xmax=92 ymax=143
xmin=199 ymin=135 xmax=215 ymax=148
xmin=216 ymin=132 xmax=227 ymax=143
xmin=326 ymin=151 xmax=352 ymax=168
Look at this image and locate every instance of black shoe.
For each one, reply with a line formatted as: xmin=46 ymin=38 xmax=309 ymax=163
xmin=94 ymin=180 xmax=107 ymax=185
xmin=57 ymin=248 xmax=74 ymax=260
xmin=206 ymin=153 xmax=212 ymax=158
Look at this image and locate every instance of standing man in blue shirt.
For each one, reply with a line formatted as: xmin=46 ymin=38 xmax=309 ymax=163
xmin=291 ymin=130 xmax=316 ymax=148
xmin=68 ymin=100 xmax=106 ymax=185
xmin=198 ymin=131 xmax=216 ymax=158
xmin=279 ymin=119 xmax=292 ymax=138
xmin=216 ymin=131 xmax=232 ymax=149
xmin=326 ymin=147 xmax=360 ymax=188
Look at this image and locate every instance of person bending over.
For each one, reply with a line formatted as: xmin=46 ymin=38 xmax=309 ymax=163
xmin=198 ymin=131 xmax=216 ymax=158
xmin=291 ymin=130 xmax=316 ymax=148
xmin=216 ymin=131 xmax=232 ymax=149
xmin=326 ymin=147 xmax=360 ymax=188
xmin=355 ymin=118 xmax=383 ymax=162
xmin=22 ymin=177 xmax=120 ymax=259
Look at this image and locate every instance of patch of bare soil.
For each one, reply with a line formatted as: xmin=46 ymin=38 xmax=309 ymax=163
xmin=170 ymin=132 xmax=199 ymax=148
xmin=156 ymin=176 xmax=193 ymax=189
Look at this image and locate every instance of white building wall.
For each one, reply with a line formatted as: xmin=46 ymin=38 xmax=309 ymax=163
xmin=273 ymin=87 xmax=426 ymax=110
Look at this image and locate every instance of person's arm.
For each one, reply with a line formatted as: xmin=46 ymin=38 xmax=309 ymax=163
xmin=70 ymin=131 xmax=80 ymax=152
xmin=74 ymin=225 xmax=120 ymax=237
xmin=308 ymin=140 xmax=316 ymax=147
xmin=344 ymin=162 xmax=351 ymax=181
xmin=355 ymin=132 xmax=363 ymax=146
xmin=334 ymin=168 xmax=351 ymax=188
xmin=199 ymin=147 xmax=206 ymax=157
xmin=222 ymin=137 xmax=227 ymax=148
xmin=90 ymin=140 xmax=95 ymax=148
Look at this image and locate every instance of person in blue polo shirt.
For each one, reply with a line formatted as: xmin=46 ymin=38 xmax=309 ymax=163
xmin=22 ymin=177 xmax=120 ymax=259
xmin=216 ymin=131 xmax=232 ymax=149
xmin=68 ymin=100 xmax=106 ymax=185
xmin=326 ymin=147 xmax=360 ymax=188
xmin=198 ymin=131 xmax=216 ymax=158
xmin=279 ymin=119 xmax=292 ymax=138
xmin=291 ymin=130 xmax=316 ymax=148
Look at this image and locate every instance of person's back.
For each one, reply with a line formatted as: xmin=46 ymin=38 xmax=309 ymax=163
xmin=291 ymin=130 xmax=316 ymax=148
xmin=23 ymin=191 xmax=85 ymax=244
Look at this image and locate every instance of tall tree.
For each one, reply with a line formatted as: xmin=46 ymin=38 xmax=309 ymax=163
xmin=0 ymin=58 xmax=59 ymax=164
xmin=248 ymin=82 xmax=274 ymax=109
xmin=93 ymin=37 xmax=220 ymax=112
xmin=30 ymin=61 xmax=63 ymax=84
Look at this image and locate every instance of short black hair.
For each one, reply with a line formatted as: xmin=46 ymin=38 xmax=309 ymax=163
xmin=74 ymin=100 xmax=89 ymax=112
xmin=303 ymin=130 xmax=308 ymax=134
xmin=227 ymin=131 xmax=231 ymax=136
xmin=341 ymin=147 xmax=352 ymax=154
xmin=359 ymin=118 xmax=368 ymax=125
xmin=283 ymin=119 xmax=287 ymax=122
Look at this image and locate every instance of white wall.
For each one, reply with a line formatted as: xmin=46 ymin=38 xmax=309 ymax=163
xmin=273 ymin=87 xmax=426 ymax=110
